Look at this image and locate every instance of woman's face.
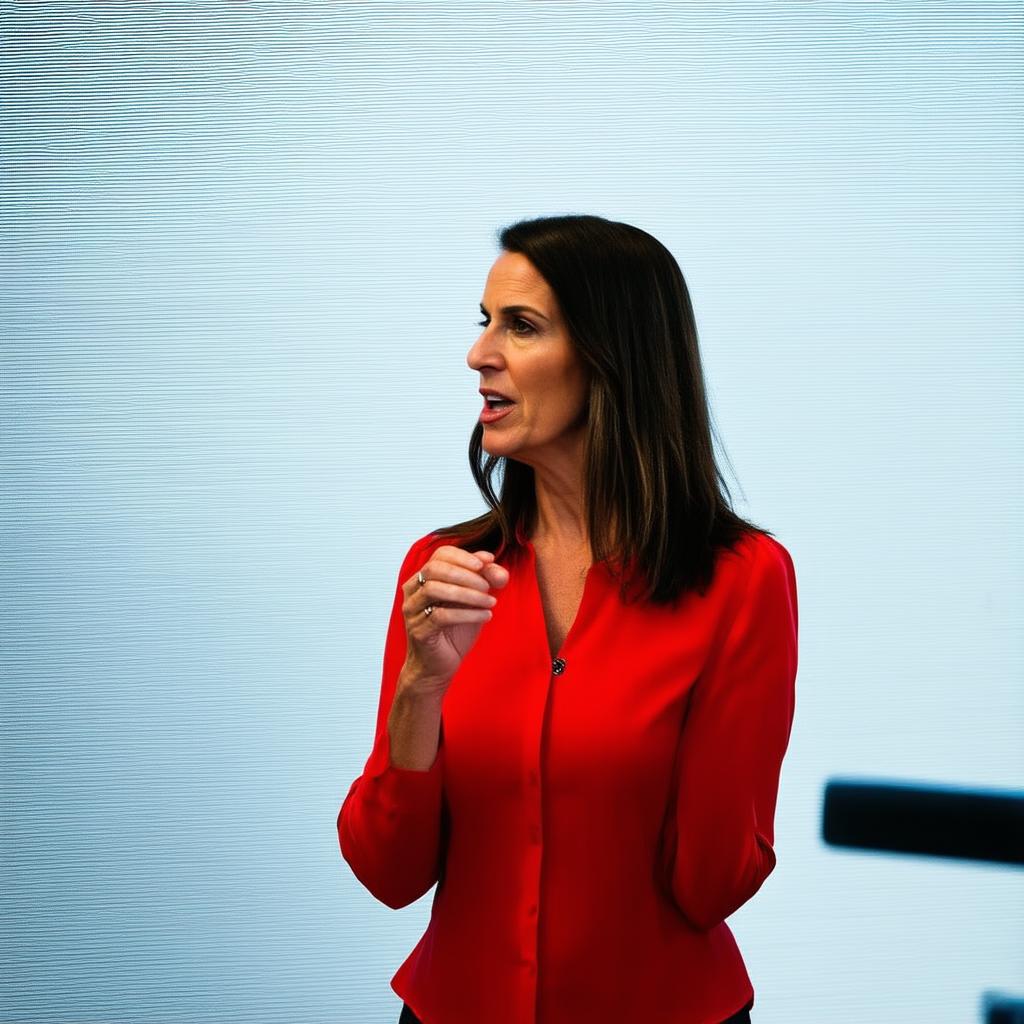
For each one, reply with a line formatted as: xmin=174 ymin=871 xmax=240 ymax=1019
xmin=466 ymin=251 xmax=589 ymax=467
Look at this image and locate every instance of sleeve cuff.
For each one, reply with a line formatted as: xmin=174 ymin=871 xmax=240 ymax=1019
xmin=360 ymin=727 xmax=445 ymax=816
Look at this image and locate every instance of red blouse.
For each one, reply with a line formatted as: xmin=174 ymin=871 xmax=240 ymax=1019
xmin=338 ymin=526 xmax=798 ymax=1024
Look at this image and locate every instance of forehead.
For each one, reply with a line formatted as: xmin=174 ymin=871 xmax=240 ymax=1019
xmin=483 ymin=251 xmax=553 ymax=305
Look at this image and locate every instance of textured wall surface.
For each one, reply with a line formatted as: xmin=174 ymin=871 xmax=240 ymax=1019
xmin=2 ymin=2 xmax=1022 ymax=1022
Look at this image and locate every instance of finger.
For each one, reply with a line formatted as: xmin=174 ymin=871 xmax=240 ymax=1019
xmin=415 ymin=605 xmax=492 ymax=628
xmin=403 ymin=547 xmax=487 ymax=596
xmin=417 ymin=579 xmax=497 ymax=609
xmin=420 ymin=560 xmax=493 ymax=593
xmin=405 ymin=602 xmax=493 ymax=635
xmin=433 ymin=545 xmax=485 ymax=571
xmin=481 ymin=562 xmax=510 ymax=589
xmin=403 ymin=562 xmax=489 ymax=598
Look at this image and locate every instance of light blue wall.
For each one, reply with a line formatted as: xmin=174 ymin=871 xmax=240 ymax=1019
xmin=2 ymin=3 xmax=1021 ymax=1022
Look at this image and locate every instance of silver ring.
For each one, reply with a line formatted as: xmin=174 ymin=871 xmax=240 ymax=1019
xmin=423 ymin=604 xmax=435 ymax=617
xmin=416 ymin=571 xmax=427 ymax=588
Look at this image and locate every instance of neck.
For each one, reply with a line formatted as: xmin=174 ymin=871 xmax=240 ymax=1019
xmin=526 ymin=437 xmax=589 ymax=556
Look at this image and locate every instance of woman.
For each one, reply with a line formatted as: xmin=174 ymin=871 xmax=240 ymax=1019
xmin=338 ymin=214 xmax=798 ymax=1024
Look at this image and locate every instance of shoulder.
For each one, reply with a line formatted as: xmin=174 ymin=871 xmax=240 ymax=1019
xmin=741 ymin=529 xmax=795 ymax=576
xmin=724 ymin=528 xmax=794 ymax=571
xmin=713 ymin=529 xmax=797 ymax=607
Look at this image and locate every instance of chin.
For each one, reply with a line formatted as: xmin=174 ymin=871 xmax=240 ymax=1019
xmin=481 ymin=440 xmax=515 ymax=459
xmin=481 ymin=435 xmax=526 ymax=462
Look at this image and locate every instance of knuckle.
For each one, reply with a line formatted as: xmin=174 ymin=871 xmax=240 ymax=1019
xmin=422 ymin=560 xmax=446 ymax=582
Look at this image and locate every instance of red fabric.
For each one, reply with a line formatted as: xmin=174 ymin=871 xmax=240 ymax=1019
xmin=338 ymin=527 xmax=798 ymax=1024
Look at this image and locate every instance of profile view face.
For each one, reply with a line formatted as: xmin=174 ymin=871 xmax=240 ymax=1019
xmin=466 ymin=250 xmax=589 ymax=467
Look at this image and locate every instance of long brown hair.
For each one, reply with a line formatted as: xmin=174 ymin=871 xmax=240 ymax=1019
xmin=433 ymin=214 xmax=773 ymax=606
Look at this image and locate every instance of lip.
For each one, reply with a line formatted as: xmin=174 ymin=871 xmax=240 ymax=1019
xmin=479 ymin=397 xmax=516 ymax=424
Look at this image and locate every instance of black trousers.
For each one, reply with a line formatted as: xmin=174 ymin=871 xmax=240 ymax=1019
xmin=398 ymin=996 xmax=754 ymax=1023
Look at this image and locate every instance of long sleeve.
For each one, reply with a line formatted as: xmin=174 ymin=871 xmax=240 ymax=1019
xmin=662 ymin=534 xmax=798 ymax=931
xmin=337 ymin=534 xmax=446 ymax=910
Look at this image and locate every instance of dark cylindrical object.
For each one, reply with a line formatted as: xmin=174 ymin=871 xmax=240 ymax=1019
xmin=822 ymin=779 xmax=1024 ymax=867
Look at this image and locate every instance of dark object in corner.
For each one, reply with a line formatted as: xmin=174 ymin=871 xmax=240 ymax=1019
xmin=984 ymin=992 xmax=1024 ymax=1024
xmin=822 ymin=779 xmax=1023 ymax=867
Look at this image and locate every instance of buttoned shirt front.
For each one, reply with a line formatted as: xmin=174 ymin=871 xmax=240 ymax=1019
xmin=338 ymin=526 xmax=798 ymax=1024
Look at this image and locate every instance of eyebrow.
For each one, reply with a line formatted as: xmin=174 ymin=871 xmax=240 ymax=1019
xmin=479 ymin=302 xmax=550 ymax=323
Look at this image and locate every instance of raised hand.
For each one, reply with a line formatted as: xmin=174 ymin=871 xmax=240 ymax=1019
xmin=398 ymin=546 xmax=509 ymax=699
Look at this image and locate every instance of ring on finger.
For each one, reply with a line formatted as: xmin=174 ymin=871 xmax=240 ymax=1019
xmin=416 ymin=571 xmax=427 ymax=588
xmin=423 ymin=604 xmax=435 ymax=617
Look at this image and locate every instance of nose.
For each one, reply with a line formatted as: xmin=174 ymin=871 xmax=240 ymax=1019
xmin=466 ymin=323 xmax=505 ymax=373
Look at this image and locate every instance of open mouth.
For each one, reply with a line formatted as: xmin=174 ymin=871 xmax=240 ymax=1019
xmin=480 ymin=394 xmax=517 ymax=423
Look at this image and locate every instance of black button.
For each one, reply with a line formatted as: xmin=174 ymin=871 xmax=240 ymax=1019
xmin=552 ymin=658 xmax=566 ymax=675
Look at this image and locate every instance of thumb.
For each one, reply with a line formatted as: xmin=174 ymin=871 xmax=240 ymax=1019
xmin=482 ymin=561 xmax=510 ymax=589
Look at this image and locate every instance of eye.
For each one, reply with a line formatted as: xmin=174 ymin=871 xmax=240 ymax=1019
xmin=476 ymin=316 xmax=535 ymax=335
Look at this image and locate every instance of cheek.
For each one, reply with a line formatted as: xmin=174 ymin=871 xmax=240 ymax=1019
xmin=567 ymin=368 xmax=589 ymax=412
xmin=549 ymin=380 xmax=588 ymax=425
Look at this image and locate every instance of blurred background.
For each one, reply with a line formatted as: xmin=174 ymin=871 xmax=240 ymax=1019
xmin=2 ymin=2 xmax=1021 ymax=1022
